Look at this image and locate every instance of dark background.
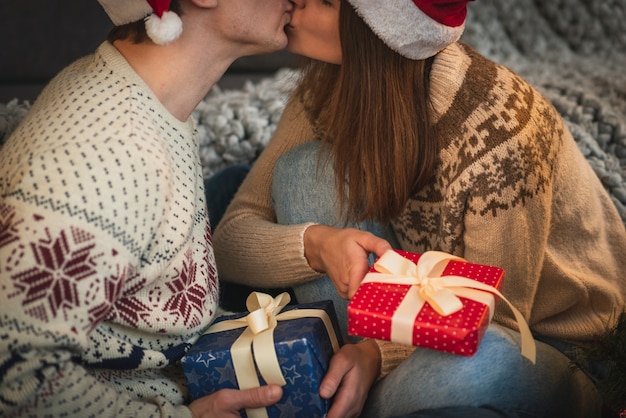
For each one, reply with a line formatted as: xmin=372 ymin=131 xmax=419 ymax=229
xmin=0 ymin=0 xmax=297 ymax=103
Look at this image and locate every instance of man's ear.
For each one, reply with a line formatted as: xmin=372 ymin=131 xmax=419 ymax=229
xmin=190 ymin=0 xmax=218 ymax=9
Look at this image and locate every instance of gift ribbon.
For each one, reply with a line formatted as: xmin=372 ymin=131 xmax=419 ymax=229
xmin=204 ymin=292 xmax=340 ymax=418
xmin=362 ymin=250 xmax=536 ymax=363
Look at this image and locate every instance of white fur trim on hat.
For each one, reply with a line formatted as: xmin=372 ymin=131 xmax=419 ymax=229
xmin=346 ymin=0 xmax=465 ymax=60
xmin=97 ymin=0 xmax=153 ymax=26
xmin=97 ymin=0 xmax=183 ymax=45
xmin=145 ymin=11 xmax=183 ymax=45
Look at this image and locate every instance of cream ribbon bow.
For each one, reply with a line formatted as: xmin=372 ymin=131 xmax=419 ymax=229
xmin=205 ymin=292 xmax=340 ymax=418
xmin=363 ymin=250 xmax=536 ymax=363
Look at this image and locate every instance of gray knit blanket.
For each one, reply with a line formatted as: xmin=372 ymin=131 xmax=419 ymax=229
xmin=1 ymin=0 xmax=625 ymax=224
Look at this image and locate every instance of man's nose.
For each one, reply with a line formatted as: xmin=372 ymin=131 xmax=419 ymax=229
xmin=290 ymin=0 xmax=304 ymax=8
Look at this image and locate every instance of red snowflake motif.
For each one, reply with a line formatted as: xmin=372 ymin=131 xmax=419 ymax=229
xmin=10 ymin=227 xmax=97 ymax=324
xmin=87 ymin=263 xmax=130 ymax=332
xmin=0 ymin=203 xmax=21 ymax=249
xmin=105 ymin=272 xmax=151 ymax=328
xmin=164 ymin=248 xmax=207 ymax=327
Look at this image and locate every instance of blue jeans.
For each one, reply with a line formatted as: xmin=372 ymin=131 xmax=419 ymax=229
xmin=271 ymin=141 xmax=400 ymax=342
xmin=271 ymin=141 xmax=603 ymax=418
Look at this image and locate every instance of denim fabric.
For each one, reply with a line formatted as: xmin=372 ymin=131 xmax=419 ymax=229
xmin=362 ymin=324 xmax=599 ymax=418
xmin=391 ymin=406 xmax=518 ymax=418
xmin=271 ymin=140 xmax=400 ymax=342
xmin=271 ymin=140 xmax=603 ymax=418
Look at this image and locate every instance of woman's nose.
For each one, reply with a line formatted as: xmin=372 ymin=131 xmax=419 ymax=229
xmin=290 ymin=0 xmax=304 ymax=8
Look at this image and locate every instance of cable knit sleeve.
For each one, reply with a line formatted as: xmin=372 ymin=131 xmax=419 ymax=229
xmin=371 ymin=339 xmax=417 ymax=379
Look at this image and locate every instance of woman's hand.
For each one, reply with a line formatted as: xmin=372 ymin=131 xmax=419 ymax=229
xmin=304 ymin=225 xmax=392 ymax=299
xmin=320 ymin=339 xmax=381 ymax=418
xmin=188 ymin=385 xmax=282 ymax=418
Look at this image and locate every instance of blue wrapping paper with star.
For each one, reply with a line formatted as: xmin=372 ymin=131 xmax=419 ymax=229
xmin=182 ymin=293 xmax=343 ymax=418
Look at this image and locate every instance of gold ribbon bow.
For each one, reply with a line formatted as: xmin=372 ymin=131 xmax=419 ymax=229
xmin=363 ymin=250 xmax=536 ymax=363
xmin=204 ymin=292 xmax=340 ymax=418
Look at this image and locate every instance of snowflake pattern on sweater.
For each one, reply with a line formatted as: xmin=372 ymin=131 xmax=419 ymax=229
xmin=0 ymin=42 xmax=218 ymax=418
xmin=392 ymin=43 xmax=626 ymax=340
xmin=395 ymin=44 xmax=563 ymax=253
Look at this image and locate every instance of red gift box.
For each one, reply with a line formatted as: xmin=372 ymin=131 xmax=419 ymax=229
xmin=348 ymin=250 xmax=506 ymax=357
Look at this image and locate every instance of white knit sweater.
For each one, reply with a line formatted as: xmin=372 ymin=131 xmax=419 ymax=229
xmin=0 ymin=42 xmax=218 ymax=417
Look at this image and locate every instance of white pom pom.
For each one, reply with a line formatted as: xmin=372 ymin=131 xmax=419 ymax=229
xmin=145 ymin=11 xmax=183 ymax=45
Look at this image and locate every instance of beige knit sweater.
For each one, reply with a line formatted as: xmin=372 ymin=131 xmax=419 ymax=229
xmin=214 ymin=43 xmax=626 ymax=376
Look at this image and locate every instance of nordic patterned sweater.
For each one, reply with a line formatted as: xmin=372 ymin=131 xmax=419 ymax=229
xmin=214 ymin=42 xmax=626 ymax=376
xmin=0 ymin=42 xmax=218 ymax=417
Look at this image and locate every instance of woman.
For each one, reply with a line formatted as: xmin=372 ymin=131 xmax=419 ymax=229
xmin=212 ymin=0 xmax=626 ymax=416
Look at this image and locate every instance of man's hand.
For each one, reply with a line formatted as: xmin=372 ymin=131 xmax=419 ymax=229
xmin=188 ymin=385 xmax=282 ymax=418
xmin=320 ymin=339 xmax=381 ymax=418
xmin=304 ymin=225 xmax=392 ymax=299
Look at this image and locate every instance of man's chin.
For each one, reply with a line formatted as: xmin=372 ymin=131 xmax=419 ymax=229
xmin=254 ymin=38 xmax=289 ymax=56
xmin=285 ymin=38 xmax=301 ymax=56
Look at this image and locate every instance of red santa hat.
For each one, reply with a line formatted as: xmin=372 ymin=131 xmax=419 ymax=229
xmin=97 ymin=0 xmax=183 ymax=45
xmin=346 ymin=0 xmax=473 ymax=60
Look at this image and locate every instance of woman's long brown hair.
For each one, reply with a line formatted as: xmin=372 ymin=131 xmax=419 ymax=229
xmin=294 ymin=1 xmax=437 ymax=224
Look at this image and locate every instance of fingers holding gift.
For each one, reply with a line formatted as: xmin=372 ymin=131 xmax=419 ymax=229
xmin=188 ymin=385 xmax=283 ymax=418
xmin=321 ymin=340 xmax=382 ymax=418
xmin=304 ymin=225 xmax=393 ymax=299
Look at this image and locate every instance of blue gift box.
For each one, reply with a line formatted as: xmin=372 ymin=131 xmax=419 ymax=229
xmin=182 ymin=298 xmax=343 ymax=418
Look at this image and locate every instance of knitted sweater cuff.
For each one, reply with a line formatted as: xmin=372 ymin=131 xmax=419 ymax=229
xmin=372 ymin=339 xmax=417 ymax=380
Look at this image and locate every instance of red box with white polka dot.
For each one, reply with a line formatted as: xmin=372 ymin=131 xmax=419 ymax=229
xmin=347 ymin=250 xmax=504 ymax=357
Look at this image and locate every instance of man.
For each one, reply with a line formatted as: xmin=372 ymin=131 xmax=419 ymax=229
xmin=0 ymin=0 xmax=292 ymax=416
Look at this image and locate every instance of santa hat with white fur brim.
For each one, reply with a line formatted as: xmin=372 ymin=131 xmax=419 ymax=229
xmin=346 ymin=0 xmax=472 ymax=60
xmin=97 ymin=0 xmax=183 ymax=45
